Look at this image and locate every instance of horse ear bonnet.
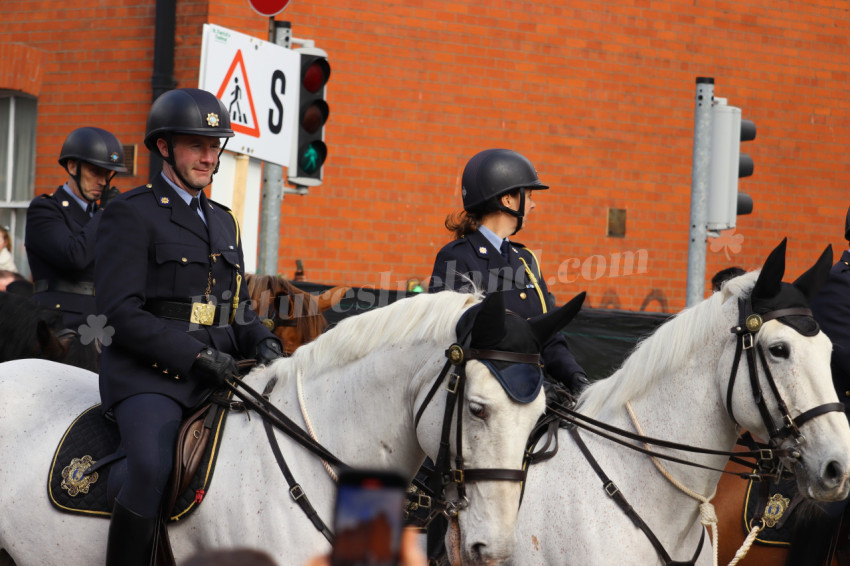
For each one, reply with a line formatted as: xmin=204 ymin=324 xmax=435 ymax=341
xmin=453 ymin=293 xmax=541 ymax=403
xmin=750 ymin=239 xmax=831 ymax=337
xmin=456 ymin=291 xmax=586 ymax=403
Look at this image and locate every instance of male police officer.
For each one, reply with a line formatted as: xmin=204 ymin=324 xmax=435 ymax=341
xmin=95 ymin=88 xmax=283 ymax=566
xmin=429 ymin=148 xmax=589 ymax=394
xmin=25 ymin=127 xmax=126 ymax=329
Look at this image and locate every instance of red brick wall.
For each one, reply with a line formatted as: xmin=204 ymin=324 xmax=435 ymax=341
xmin=3 ymin=0 xmax=849 ymax=312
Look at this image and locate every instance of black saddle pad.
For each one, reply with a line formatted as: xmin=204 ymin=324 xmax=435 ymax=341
xmin=48 ymin=403 xmax=228 ymax=522
xmin=743 ymin=473 xmax=800 ymax=546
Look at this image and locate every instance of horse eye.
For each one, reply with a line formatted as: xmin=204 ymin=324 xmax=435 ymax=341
xmin=768 ymin=343 xmax=790 ymax=359
xmin=469 ymin=402 xmax=488 ymax=419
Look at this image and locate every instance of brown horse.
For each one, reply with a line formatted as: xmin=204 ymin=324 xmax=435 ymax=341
xmin=713 ymin=443 xmax=849 ymax=566
xmin=0 ymin=291 xmax=99 ymax=371
xmin=244 ymin=274 xmax=350 ymax=354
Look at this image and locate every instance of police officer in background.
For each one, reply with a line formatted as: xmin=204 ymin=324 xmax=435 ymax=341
xmin=797 ymin=205 xmax=850 ymax=565
xmin=96 ymin=88 xmax=283 ymax=566
xmin=25 ymin=127 xmax=126 ymax=329
xmin=429 ymin=148 xmax=589 ymax=395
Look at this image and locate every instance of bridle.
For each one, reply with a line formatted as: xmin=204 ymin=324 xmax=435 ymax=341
xmin=223 ymin=328 xmax=540 ymax=545
xmin=725 ymin=297 xmax=844 ymax=459
xmin=412 ymin=337 xmax=541 ymax=522
xmin=540 ymin=295 xmax=846 ymax=566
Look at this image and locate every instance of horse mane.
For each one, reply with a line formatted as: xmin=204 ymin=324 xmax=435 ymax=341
xmin=285 ymin=290 xmax=482 ymax=376
xmin=578 ymin=271 xmax=759 ymax=418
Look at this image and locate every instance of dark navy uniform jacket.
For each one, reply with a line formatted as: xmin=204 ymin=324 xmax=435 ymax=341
xmin=429 ymin=229 xmax=585 ymax=381
xmin=95 ymin=175 xmax=276 ymax=412
xmin=810 ymin=249 xmax=850 ymax=412
xmin=25 ymin=185 xmax=99 ymax=329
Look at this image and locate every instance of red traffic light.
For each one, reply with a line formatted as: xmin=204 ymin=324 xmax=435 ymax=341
xmin=302 ymin=59 xmax=330 ymax=93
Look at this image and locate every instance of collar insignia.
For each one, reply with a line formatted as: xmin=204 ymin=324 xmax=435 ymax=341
xmin=479 ymin=246 xmax=488 ymax=254
xmin=762 ymin=493 xmax=791 ymax=528
xmin=160 ymin=197 xmax=170 ymax=205
xmin=61 ymin=455 xmax=98 ymax=497
xmin=206 ymin=113 xmax=220 ymax=127
xmin=61 ymin=200 xmax=69 ymax=207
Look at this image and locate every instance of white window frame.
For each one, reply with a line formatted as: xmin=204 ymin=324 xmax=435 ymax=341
xmin=0 ymin=92 xmax=38 ymax=279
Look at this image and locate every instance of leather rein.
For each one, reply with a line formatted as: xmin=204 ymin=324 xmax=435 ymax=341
xmin=222 ymin=338 xmax=539 ymax=543
xmin=543 ymin=299 xmax=844 ymax=566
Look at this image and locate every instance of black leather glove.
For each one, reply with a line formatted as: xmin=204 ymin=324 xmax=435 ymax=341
xmin=254 ymin=338 xmax=284 ymax=366
xmin=99 ymin=186 xmax=121 ymax=209
xmin=567 ymin=372 xmax=591 ymax=396
xmin=192 ymin=348 xmax=238 ymax=387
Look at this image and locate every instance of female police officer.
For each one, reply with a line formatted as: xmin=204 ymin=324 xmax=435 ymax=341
xmin=95 ymin=88 xmax=282 ymax=565
xmin=429 ymin=148 xmax=589 ymax=395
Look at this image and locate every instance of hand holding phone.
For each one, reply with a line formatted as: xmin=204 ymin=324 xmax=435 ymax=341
xmin=331 ymin=469 xmax=407 ymax=566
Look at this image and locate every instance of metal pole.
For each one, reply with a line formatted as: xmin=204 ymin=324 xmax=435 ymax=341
xmin=686 ymin=77 xmax=714 ymax=307
xmin=257 ymin=20 xmax=291 ymax=276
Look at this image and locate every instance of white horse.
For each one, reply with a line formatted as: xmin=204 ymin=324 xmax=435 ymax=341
xmin=0 ymin=289 xmax=583 ymax=566
xmin=511 ymin=240 xmax=850 ymax=566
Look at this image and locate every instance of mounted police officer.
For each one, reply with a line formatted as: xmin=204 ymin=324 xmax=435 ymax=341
xmin=429 ymin=148 xmax=589 ymax=395
xmin=25 ymin=127 xmax=126 ymax=329
xmin=95 ymin=88 xmax=283 ymax=566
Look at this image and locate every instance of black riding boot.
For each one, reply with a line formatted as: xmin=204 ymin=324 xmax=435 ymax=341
xmin=106 ymin=499 xmax=158 ymax=566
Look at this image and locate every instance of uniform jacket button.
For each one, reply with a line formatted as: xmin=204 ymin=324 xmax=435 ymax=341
xmin=519 ymin=292 xmax=527 ymax=300
xmin=181 ymin=257 xmax=188 ymax=263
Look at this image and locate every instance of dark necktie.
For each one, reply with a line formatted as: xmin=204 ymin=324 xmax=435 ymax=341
xmin=189 ymin=198 xmax=199 ymax=212
xmin=85 ymin=203 xmax=95 ymax=218
xmin=500 ymin=240 xmax=511 ymax=263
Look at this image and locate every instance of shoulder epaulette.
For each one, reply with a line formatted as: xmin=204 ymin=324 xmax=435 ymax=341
xmin=207 ymin=198 xmax=231 ymax=212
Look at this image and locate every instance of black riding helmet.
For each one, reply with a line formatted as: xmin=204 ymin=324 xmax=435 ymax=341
xmin=144 ymin=88 xmax=234 ymax=188
xmin=461 ymin=149 xmax=548 ymax=234
xmin=59 ymin=127 xmax=127 ymax=202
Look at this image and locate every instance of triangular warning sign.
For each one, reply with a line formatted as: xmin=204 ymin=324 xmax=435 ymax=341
xmin=216 ymin=50 xmax=261 ymax=137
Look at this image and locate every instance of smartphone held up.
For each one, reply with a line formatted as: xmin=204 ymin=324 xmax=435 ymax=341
xmin=331 ymin=469 xmax=407 ymax=566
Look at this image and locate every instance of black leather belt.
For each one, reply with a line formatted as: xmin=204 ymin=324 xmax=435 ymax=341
xmin=33 ymin=279 xmax=95 ymax=296
xmin=143 ymin=299 xmax=226 ymax=326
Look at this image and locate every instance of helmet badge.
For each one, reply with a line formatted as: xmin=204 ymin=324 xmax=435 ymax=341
xmin=110 ymin=152 xmax=119 ymax=163
xmin=206 ymin=113 xmax=221 ymax=127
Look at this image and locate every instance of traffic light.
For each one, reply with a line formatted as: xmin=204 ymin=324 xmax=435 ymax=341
xmin=288 ymin=47 xmax=330 ymax=188
xmin=706 ymin=98 xmax=756 ymax=231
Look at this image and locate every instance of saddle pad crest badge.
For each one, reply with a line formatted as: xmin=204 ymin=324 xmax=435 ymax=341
xmin=61 ymin=455 xmax=98 ymax=497
xmin=763 ymin=492 xmax=791 ymax=528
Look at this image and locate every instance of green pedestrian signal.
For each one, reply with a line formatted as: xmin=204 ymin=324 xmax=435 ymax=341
xmin=288 ymin=47 xmax=330 ymax=188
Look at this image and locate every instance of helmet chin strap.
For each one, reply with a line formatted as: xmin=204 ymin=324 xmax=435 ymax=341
xmin=65 ymin=162 xmax=114 ymax=204
xmin=495 ymin=190 xmax=526 ymax=235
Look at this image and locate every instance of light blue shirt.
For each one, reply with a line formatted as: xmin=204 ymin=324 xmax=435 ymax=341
xmin=62 ymin=183 xmax=90 ymax=213
xmin=478 ymin=225 xmax=508 ymax=253
xmin=160 ymin=172 xmax=206 ymax=225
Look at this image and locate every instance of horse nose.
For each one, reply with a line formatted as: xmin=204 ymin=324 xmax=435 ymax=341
xmin=470 ymin=542 xmax=487 ymax=562
xmin=822 ymin=458 xmax=847 ymax=491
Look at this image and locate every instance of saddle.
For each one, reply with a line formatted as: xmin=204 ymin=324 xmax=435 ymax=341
xmin=47 ymin=397 xmax=230 ymax=522
xmin=742 ymin=473 xmax=802 ymax=546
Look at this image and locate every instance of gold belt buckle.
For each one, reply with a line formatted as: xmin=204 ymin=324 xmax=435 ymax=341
xmin=190 ymin=302 xmax=216 ymax=326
